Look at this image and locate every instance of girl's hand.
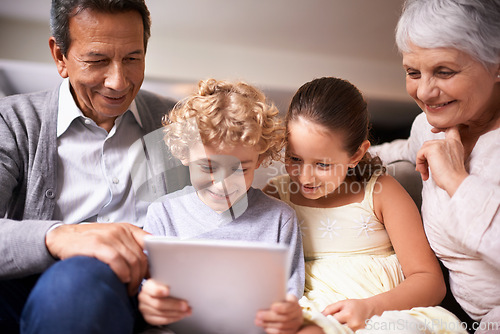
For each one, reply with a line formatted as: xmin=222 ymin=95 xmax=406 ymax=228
xmin=138 ymin=279 xmax=191 ymax=326
xmin=415 ymin=126 xmax=468 ymax=197
xmin=255 ymin=294 xmax=303 ymax=334
xmin=322 ymin=298 xmax=375 ymax=331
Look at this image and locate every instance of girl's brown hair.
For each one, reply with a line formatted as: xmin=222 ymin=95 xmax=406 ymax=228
xmin=286 ymin=77 xmax=385 ymax=182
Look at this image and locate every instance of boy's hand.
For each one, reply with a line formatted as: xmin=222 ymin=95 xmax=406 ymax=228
xmin=138 ymin=279 xmax=192 ymax=326
xmin=255 ymin=294 xmax=303 ymax=334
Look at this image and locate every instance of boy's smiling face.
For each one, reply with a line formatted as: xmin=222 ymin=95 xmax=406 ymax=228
xmin=186 ymin=142 xmax=263 ymax=213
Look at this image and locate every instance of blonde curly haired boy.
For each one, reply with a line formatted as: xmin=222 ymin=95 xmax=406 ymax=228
xmin=139 ymin=78 xmax=305 ymax=333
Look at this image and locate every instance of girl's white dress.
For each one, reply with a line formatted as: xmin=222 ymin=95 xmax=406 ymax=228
xmin=270 ymin=173 xmax=467 ymax=334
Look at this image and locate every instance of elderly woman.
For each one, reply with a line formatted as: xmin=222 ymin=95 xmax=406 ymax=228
xmin=373 ymin=0 xmax=500 ymax=332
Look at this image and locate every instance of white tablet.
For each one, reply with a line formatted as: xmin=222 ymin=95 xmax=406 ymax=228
xmin=144 ymin=236 xmax=290 ymax=334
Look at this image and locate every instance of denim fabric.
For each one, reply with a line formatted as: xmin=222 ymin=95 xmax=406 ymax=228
xmin=1 ymin=256 xmax=142 ymax=334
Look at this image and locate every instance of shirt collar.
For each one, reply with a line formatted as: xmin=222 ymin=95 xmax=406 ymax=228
xmin=57 ymin=78 xmax=143 ymax=137
xmin=57 ymin=78 xmax=82 ymax=137
xmin=129 ymin=97 xmax=142 ymax=128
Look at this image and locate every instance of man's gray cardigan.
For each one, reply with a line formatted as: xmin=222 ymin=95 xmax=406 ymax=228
xmin=0 ymin=88 xmax=176 ymax=279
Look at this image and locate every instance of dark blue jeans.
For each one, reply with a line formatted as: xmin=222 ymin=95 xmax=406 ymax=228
xmin=0 ymin=256 xmax=145 ymax=334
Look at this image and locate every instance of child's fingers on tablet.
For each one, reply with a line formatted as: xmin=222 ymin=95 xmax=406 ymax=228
xmin=271 ymin=295 xmax=300 ymax=314
xmin=141 ymin=279 xmax=170 ymax=297
xmin=140 ymin=302 xmax=192 ymax=326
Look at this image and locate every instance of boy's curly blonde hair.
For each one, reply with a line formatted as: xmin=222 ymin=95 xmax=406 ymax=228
xmin=162 ymin=78 xmax=285 ymax=167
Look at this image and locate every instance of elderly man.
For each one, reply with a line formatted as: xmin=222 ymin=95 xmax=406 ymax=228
xmin=0 ymin=0 xmax=187 ymax=332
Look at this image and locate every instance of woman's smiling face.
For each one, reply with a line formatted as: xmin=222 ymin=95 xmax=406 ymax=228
xmin=403 ymin=44 xmax=500 ymax=130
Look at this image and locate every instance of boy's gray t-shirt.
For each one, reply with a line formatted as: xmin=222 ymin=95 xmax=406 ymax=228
xmin=144 ymin=186 xmax=305 ymax=298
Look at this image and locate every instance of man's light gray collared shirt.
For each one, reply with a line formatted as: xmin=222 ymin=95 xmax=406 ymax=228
xmin=53 ymin=78 xmax=148 ymax=226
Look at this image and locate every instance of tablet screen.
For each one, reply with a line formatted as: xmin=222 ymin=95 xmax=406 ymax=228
xmin=145 ymin=236 xmax=289 ymax=334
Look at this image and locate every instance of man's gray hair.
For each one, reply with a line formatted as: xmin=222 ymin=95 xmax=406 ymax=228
xmin=50 ymin=0 xmax=151 ymax=56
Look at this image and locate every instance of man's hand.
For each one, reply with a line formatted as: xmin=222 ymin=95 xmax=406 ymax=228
xmin=45 ymin=222 xmax=149 ymax=295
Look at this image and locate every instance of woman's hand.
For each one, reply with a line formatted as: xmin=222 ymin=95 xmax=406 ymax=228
xmin=322 ymin=298 xmax=376 ymax=331
xmin=415 ymin=126 xmax=468 ymax=197
xmin=255 ymin=294 xmax=303 ymax=334
xmin=138 ymin=279 xmax=192 ymax=326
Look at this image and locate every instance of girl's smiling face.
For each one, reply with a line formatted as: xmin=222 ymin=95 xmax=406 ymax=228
xmin=285 ymin=117 xmax=355 ymax=201
xmin=403 ymin=44 xmax=500 ymax=130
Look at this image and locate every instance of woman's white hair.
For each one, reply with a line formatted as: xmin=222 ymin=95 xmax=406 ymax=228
xmin=396 ymin=0 xmax=500 ymax=67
